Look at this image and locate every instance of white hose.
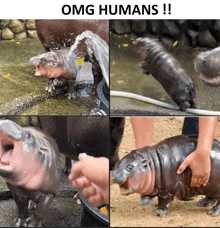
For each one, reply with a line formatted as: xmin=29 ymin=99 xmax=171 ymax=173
xmin=111 ymin=91 xmax=220 ymax=116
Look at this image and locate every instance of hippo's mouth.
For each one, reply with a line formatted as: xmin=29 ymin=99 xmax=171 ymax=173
xmin=119 ymin=181 xmax=134 ymax=195
xmin=198 ymin=73 xmax=220 ymax=86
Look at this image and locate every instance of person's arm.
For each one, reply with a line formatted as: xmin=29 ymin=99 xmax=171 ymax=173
xmin=130 ymin=117 xmax=154 ymax=148
xmin=177 ymin=117 xmax=218 ymax=187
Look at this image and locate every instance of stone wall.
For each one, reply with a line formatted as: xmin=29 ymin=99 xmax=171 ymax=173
xmin=0 ymin=19 xmax=37 ymax=40
xmin=1 ymin=19 xmax=220 ymax=48
xmin=110 ymin=20 xmax=220 ymax=48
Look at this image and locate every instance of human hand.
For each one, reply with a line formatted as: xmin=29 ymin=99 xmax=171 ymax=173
xmin=69 ymin=153 xmax=109 ymax=206
xmin=177 ymin=150 xmax=211 ymax=187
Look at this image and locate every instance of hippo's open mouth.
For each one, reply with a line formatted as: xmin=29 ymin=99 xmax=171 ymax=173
xmin=0 ymin=133 xmax=14 ymax=167
xmin=198 ymin=73 xmax=220 ymax=86
xmin=119 ymin=181 xmax=134 ymax=195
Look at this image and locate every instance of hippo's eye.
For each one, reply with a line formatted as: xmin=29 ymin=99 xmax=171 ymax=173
xmin=25 ymin=133 xmax=31 ymax=138
xmin=126 ymin=164 xmax=134 ymax=172
xmin=40 ymin=58 xmax=47 ymax=63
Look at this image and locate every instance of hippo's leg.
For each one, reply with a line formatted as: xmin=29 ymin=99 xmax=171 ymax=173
xmin=13 ymin=194 xmax=29 ymax=227
xmin=197 ymin=196 xmax=217 ymax=207
xmin=140 ymin=195 xmax=153 ymax=207
xmin=155 ymin=195 xmax=174 ymax=217
xmin=208 ymin=198 xmax=220 ymax=216
xmin=45 ymin=79 xmax=56 ymax=92
xmin=26 ymin=194 xmax=54 ymax=227
xmin=63 ymin=156 xmax=74 ymax=175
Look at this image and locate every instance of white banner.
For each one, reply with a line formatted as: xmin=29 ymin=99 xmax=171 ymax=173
xmin=1 ymin=0 xmax=220 ymax=19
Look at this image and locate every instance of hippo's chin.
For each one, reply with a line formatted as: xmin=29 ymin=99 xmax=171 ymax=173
xmin=119 ymin=182 xmax=134 ymax=195
xmin=199 ymin=74 xmax=220 ymax=86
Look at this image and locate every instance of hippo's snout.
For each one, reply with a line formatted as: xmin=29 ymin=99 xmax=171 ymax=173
xmin=112 ymin=170 xmax=127 ymax=185
xmin=29 ymin=57 xmax=40 ymax=67
xmin=0 ymin=120 xmax=23 ymax=141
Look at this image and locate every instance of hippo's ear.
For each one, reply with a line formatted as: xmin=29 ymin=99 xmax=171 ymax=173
xmin=141 ymin=159 xmax=150 ymax=169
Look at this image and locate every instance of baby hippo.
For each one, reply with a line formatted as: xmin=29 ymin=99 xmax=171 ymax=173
xmin=112 ymin=135 xmax=220 ymax=217
xmin=136 ymin=38 xmax=196 ymax=111
xmin=29 ymin=48 xmax=79 ymax=95
xmin=194 ymin=47 xmax=220 ymax=86
xmin=0 ymin=119 xmax=60 ymax=227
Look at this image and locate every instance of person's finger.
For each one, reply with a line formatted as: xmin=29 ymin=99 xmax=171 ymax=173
xmin=69 ymin=161 xmax=84 ymax=181
xmin=88 ymin=193 xmax=103 ymax=207
xmin=72 ymin=176 xmax=91 ymax=189
xmin=190 ymin=175 xmax=198 ymax=187
xmin=202 ymin=174 xmax=209 ymax=186
xmin=177 ymin=158 xmax=190 ymax=174
xmin=82 ymin=185 xmax=97 ymax=198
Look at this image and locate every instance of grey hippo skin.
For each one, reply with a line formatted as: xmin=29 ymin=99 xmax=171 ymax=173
xmin=136 ymin=38 xmax=196 ymax=111
xmin=0 ymin=120 xmax=60 ymax=227
xmin=112 ymin=135 xmax=220 ymax=217
xmin=194 ymin=47 xmax=220 ymax=86
xmin=38 ymin=116 xmax=110 ymax=174
xmin=29 ymin=20 xmax=109 ymax=97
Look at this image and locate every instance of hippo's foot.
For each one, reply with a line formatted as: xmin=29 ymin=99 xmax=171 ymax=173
xmin=155 ymin=208 xmax=168 ymax=217
xmin=74 ymin=83 xmax=93 ymax=99
xmin=140 ymin=195 xmax=153 ymax=207
xmin=26 ymin=215 xmax=42 ymax=227
xmin=67 ymin=92 xmax=77 ymax=99
xmin=46 ymin=78 xmax=64 ymax=93
xmin=45 ymin=84 xmax=55 ymax=93
xmin=197 ymin=196 xmax=217 ymax=207
xmin=15 ymin=218 xmax=28 ymax=227
xmin=178 ymin=101 xmax=191 ymax=111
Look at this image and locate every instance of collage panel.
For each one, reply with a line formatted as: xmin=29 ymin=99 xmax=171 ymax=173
xmin=110 ymin=20 xmax=220 ymax=116
xmin=0 ymin=116 xmax=110 ymax=227
xmin=0 ymin=19 xmax=109 ymax=116
xmin=110 ymin=117 xmax=220 ymax=227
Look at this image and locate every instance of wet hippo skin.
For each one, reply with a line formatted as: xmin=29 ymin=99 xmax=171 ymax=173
xmin=113 ymin=135 xmax=220 ymax=217
xmin=0 ymin=120 xmax=60 ymax=227
xmin=38 ymin=116 xmax=110 ymax=172
xmin=33 ymin=20 xmax=109 ymax=96
xmin=136 ymin=38 xmax=196 ymax=111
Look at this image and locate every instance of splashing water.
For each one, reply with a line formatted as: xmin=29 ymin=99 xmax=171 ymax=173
xmin=67 ymin=30 xmax=109 ymax=87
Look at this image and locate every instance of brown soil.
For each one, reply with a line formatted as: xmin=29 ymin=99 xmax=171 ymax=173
xmin=110 ymin=117 xmax=220 ymax=227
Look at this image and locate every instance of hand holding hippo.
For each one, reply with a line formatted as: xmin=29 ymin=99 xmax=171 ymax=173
xmin=136 ymin=37 xmax=196 ymax=111
xmin=0 ymin=120 xmax=60 ymax=227
xmin=112 ymin=135 xmax=220 ymax=217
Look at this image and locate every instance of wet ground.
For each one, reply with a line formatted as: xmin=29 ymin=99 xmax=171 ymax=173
xmin=110 ymin=34 xmax=220 ymax=116
xmin=0 ymin=156 xmax=83 ymax=227
xmin=0 ymin=38 xmax=100 ymax=115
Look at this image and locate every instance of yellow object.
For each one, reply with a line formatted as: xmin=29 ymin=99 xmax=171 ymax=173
xmin=122 ymin=44 xmax=129 ymax=47
xmin=6 ymin=73 xmax=10 ymax=77
xmin=118 ymin=80 xmax=124 ymax=84
xmin=100 ymin=206 xmax=108 ymax=216
xmin=77 ymin=56 xmax=85 ymax=66
xmin=173 ymin=40 xmax=178 ymax=47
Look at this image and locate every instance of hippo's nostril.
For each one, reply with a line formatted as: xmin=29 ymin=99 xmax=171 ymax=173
xmin=2 ymin=143 xmax=13 ymax=154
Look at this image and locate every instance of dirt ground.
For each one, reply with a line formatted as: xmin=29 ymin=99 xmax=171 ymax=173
xmin=110 ymin=117 xmax=220 ymax=227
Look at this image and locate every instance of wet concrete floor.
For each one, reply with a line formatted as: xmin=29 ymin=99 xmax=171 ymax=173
xmin=0 ymin=38 xmax=98 ymax=115
xmin=110 ymin=34 xmax=220 ymax=116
